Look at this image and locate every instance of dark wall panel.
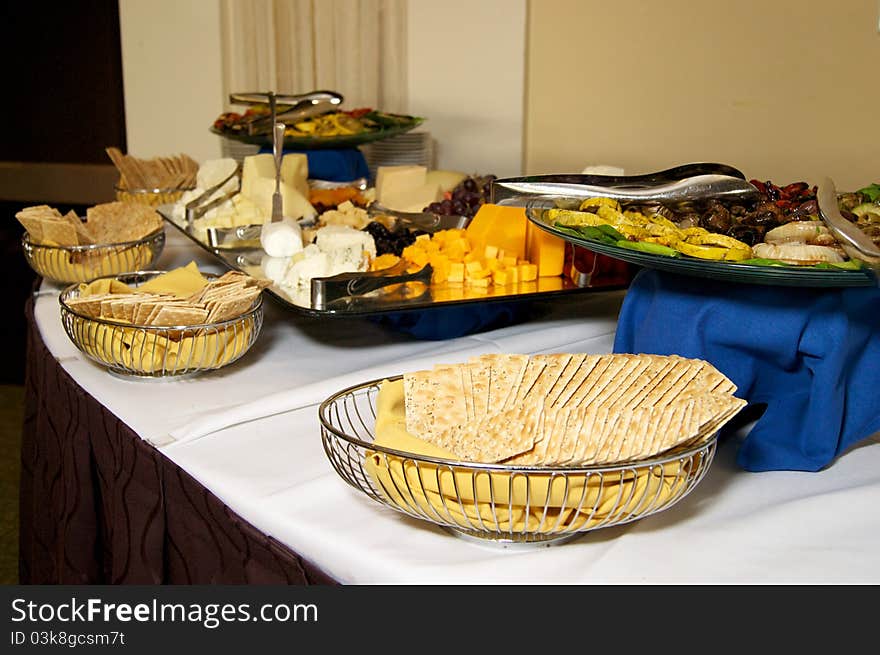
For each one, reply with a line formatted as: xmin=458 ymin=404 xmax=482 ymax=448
xmin=0 ymin=0 xmax=126 ymax=164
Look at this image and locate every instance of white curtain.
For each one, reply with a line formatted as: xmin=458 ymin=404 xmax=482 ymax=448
xmin=220 ymin=0 xmax=408 ymax=113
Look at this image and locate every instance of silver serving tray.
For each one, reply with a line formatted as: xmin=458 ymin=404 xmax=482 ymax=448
xmin=157 ymin=205 xmax=626 ymax=318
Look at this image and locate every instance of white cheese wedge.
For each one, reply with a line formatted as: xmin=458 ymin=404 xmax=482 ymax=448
xmin=241 ymin=154 xmax=276 ymax=198
xmin=243 ymin=177 xmax=317 ymax=221
xmin=425 ymin=169 xmax=467 ymax=193
xmin=280 ymin=153 xmax=309 ymax=197
xmin=375 ymin=165 xmax=428 ymax=204
xmin=380 ymin=182 xmax=443 ymax=213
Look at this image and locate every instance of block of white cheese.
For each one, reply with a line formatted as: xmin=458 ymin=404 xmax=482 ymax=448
xmin=280 ymin=153 xmax=309 ymax=197
xmin=243 ymin=177 xmax=317 ymax=221
xmin=425 ymin=169 xmax=467 ymax=193
xmin=241 ymin=154 xmax=275 ymax=198
xmin=375 ymin=164 xmax=444 ymax=211
xmin=315 ymin=224 xmax=377 ymax=275
xmin=375 ymin=165 xmax=428 ymax=203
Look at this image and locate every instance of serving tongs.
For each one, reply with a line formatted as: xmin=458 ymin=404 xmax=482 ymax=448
xmin=229 ymin=90 xmax=344 ymax=136
xmin=817 ymin=177 xmax=880 ymax=276
xmin=311 ymin=260 xmax=434 ymax=310
xmin=184 ymin=162 xmax=242 ymax=229
xmin=367 ymin=202 xmax=471 ymax=233
xmin=491 ymin=162 xmax=760 ymax=209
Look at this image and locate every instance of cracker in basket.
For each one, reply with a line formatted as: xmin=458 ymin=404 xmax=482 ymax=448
xmin=546 ymin=353 xmax=587 ymax=407
xmin=39 ymin=218 xmax=79 ymax=246
xmin=205 ymin=287 xmax=261 ymax=323
xmin=467 ymin=360 xmax=491 ymax=420
xmin=149 ymin=304 xmax=209 ymax=327
xmin=421 ymin=364 xmax=470 ymax=440
xmin=403 ymin=369 xmax=435 ymax=438
xmin=64 ymin=293 xmax=114 ymax=319
xmin=434 ymin=400 xmax=543 ymax=463
xmin=85 ymin=202 xmax=163 ymax=243
xmin=468 ymin=353 xmax=529 ymax=409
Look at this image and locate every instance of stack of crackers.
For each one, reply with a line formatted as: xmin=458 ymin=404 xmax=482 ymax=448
xmin=403 ymin=353 xmax=746 ymax=466
xmin=65 ymin=271 xmax=270 ymax=327
xmin=16 ymin=202 xmax=163 ymax=247
xmin=106 ymin=146 xmax=198 ymax=191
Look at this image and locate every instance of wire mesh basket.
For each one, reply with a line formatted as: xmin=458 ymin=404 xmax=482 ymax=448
xmin=320 ymin=377 xmax=718 ymax=547
xmin=115 ymin=185 xmax=195 ymax=207
xmin=22 ymin=229 xmax=165 ymax=285
xmin=59 ymin=271 xmax=264 ymax=379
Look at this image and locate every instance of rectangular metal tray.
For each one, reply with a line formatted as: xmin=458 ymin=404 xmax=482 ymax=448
xmin=157 ymin=206 xmax=629 ymax=318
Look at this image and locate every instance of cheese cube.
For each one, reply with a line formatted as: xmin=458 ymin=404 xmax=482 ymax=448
xmin=484 ymin=245 xmax=499 ymax=259
xmin=518 ymin=263 xmax=538 ymax=282
xmin=448 ymin=262 xmax=465 ymax=283
xmin=466 ymin=276 xmax=491 ymax=288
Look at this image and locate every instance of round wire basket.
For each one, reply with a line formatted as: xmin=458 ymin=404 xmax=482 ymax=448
xmin=320 ymin=377 xmax=719 ymax=548
xmin=115 ymin=185 xmax=195 ymax=207
xmin=59 ymin=271 xmax=264 ymax=379
xmin=22 ymin=229 xmax=165 ymax=285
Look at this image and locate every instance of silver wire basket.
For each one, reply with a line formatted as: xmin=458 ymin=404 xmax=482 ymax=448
xmin=22 ymin=228 xmax=165 ymax=285
xmin=320 ymin=377 xmax=719 ymax=548
xmin=59 ymin=271 xmax=264 ymax=379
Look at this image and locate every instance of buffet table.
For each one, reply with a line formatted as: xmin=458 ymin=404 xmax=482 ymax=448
xmin=20 ymin=229 xmax=880 ymax=584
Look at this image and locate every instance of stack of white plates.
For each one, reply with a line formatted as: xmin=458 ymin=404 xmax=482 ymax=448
xmin=219 ymin=137 xmax=261 ymax=163
xmin=361 ymin=131 xmax=434 ymax=181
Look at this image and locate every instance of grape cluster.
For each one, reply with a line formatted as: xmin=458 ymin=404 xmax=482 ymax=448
xmin=424 ymin=174 xmax=497 ymax=219
xmin=362 ymin=221 xmax=428 ymax=256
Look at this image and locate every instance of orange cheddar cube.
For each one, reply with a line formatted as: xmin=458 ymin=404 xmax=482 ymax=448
xmin=518 ymin=262 xmax=538 ymax=282
xmin=448 ymin=262 xmax=465 ymax=283
xmin=466 ymin=276 xmax=491 ymax=288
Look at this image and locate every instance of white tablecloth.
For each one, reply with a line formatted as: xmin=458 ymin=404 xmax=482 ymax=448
xmin=32 ymin=229 xmax=880 ymax=584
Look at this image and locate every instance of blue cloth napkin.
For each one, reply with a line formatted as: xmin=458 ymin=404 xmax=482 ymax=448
xmin=613 ymin=268 xmax=880 ymax=472
xmin=257 ymin=146 xmax=369 ymax=182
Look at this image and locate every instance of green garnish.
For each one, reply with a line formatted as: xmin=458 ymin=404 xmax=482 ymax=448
xmin=857 ymin=183 xmax=880 ymax=203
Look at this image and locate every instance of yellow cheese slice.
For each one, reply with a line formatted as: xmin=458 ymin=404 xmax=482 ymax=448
xmin=136 ymin=261 xmax=208 ymax=298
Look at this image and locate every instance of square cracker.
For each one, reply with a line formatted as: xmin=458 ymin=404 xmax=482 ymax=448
xmin=436 ymin=400 xmax=542 ymax=463
xmin=40 ymin=219 xmax=79 ymax=246
xmin=403 ymin=369 xmax=435 ymax=439
xmin=150 ymin=304 xmax=209 ymax=327
xmin=425 ymin=364 xmax=470 ymax=440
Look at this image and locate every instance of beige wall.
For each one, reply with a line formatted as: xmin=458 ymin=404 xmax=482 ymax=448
xmin=408 ymin=0 xmax=526 ymax=177
xmin=119 ymin=0 xmax=225 ymax=162
xmin=118 ymin=0 xmax=527 ymax=177
xmin=524 ymin=0 xmax=880 ymax=190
